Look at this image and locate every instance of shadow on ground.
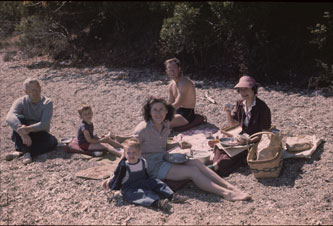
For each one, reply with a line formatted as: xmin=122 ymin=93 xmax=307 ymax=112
xmin=15 ymin=57 xmax=332 ymax=98
xmin=255 ymin=142 xmax=325 ymax=187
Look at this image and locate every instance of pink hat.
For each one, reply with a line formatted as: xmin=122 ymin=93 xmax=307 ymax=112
xmin=234 ymin=76 xmax=256 ymax=88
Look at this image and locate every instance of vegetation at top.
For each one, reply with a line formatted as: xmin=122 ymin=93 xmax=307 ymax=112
xmin=1 ymin=1 xmax=332 ymax=90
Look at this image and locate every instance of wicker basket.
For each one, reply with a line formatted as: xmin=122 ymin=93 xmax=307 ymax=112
xmin=246 ymin=131 xmax=283 ymax=179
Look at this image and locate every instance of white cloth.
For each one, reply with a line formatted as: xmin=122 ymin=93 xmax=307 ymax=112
xmin=283 ymin=135 xmax=323 ymax=159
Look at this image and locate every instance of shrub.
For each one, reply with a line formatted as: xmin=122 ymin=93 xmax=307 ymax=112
xmin=15 ymin=14 xmax=70 ymax=58
xmin=160 ymin=2 xmax=216 ymax=69
xmin=309 ymin=11 xmax=333 ymax=88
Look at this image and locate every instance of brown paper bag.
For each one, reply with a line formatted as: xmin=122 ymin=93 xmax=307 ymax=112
xmin=256 ymin=132 xmax=282 ymax=160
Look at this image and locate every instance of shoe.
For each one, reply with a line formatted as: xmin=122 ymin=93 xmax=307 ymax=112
xmin=170 ymin=193 xmax=188 ymax=203
xmin=23 ymin=153 xmax=33 ymax=165
xmin=157 ymin=199 xmax=171 ymax=211
xmin=5 ymin=151 xmax=23 ymax=161
xmin=93 ymin=151 xmax=103 ymax=157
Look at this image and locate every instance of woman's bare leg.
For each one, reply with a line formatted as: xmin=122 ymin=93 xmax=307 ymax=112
xmin=186 ymin=159 xmax=244 ymax=192
xmin=165 ymin=164 xmax=250 ymax=201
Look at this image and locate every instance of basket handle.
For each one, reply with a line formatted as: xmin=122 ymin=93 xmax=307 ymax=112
xmin=246 ymin=131 xmax=275 ymax=151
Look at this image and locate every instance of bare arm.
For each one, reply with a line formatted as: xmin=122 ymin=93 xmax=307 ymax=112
xmin=171 ymin=81 xmax=188 ymax=109
xmin=225 ymin=110 xmax=238 ymax=127
xmin=83 ymin=130 xmax=108 ymax=144
xmin=167 ymin=83 xmax=175 ymax=105
xmin=224 ymin=103 xmax=238 ymax=127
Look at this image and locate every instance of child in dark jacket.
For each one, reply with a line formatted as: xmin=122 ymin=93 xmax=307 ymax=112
xmin=101 ymin=138 xmax=187 ymax=211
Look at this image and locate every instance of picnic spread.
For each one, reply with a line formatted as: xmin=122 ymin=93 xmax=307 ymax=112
xmin=166 ymin=124 xmax=324 ymax=179
xmin=57 ymin=123 xmax=323 ymax=181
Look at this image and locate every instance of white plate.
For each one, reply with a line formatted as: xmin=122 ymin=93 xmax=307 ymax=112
xmin=219 ymin=137 xmax=240 ymax=147
xmin=163 ymin=153 xmax=189 ymax=164
xmin=61 ymin=138 xmax=73 ymax=144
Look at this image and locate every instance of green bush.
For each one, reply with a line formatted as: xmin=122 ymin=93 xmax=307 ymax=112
xmin=160 ymin=2 xmax=217 ymax=68
xmin=14 ymin=14 xmax=69 ymax=58
xmin=309 ymin=11 xmax=333 ymax=88
xmin=2 ymin=1 xmax=333 ymax=89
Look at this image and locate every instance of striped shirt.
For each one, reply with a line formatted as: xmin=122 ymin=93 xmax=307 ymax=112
xmin=133 ymin=120 xmax=170 ymax=158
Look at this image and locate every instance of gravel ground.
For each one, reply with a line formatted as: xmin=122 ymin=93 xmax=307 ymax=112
xmin=1 ymin=52 xmax=333 ymax=225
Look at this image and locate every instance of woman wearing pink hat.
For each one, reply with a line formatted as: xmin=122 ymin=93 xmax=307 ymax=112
xmin=225 ymin=75 xmax=271 ymax=142
xmin=209 ymin=75 xmax=271 ymax=177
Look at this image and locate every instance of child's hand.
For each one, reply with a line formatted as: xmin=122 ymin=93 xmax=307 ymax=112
xmin=101 ymin=179 xmax=111 ymax=190
xmin=106 ymin=131 xmax=117 ymax=140
xmin=99 ymin=135 xmax=111 ymax=143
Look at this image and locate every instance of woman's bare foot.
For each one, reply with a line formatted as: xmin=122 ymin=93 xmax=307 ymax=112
xmin=224 ymin=191 xmax=251 ymax=201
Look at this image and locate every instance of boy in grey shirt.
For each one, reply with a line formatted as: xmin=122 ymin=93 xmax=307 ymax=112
xmin=5 ymin=78 xmax=58 ymax=164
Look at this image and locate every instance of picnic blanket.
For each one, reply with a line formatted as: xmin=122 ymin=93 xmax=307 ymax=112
xmin=75 ymin=164 xmax=115 ymax=180
xmin=172 ymin=127 xmax=218 ymax=151
xmin=171 ymin=127 xmax=218 ymax=158
xmin=171 ymin=127 xmax=323 ymax=161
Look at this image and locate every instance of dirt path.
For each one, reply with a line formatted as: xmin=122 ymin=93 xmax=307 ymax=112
xmin=1 ymin=52 xmax=332 ymax=225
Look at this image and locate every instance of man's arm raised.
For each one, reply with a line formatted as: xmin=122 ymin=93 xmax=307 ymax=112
xmin=171 ymin=80 xmax=189 ymax=109
xmin=167 ymin=82 xmax=176 ymax=105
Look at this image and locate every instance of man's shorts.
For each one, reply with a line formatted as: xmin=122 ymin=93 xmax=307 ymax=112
xmin=145 ymin=152 xmax=172 ymax=180
xmin=176 ymin=108 xmax=196 ymax=123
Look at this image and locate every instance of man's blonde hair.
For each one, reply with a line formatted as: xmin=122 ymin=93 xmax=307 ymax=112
xmin=164 ymin=57 xmax=180 ymax=67
xmin=78 ymin=103 xmax=92 ymax=116
xmin=122 ymin=138 xmax=141 ymax=152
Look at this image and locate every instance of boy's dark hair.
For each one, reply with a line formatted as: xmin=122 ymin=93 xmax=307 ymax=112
xmin=143 ymin=97 xmax=175 ymax=122
xmin=78 ymin=103 xmax=92 ymax=116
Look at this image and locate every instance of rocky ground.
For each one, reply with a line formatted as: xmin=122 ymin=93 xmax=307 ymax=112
xmin=0 ymin=51 xmax=332 ymax=225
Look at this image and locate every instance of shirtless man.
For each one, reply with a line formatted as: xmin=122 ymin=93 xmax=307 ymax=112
xmin=165 ymin=58 xmax=196 ymax=128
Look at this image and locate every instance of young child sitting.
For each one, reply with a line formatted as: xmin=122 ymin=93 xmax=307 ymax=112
xmin=77 ymin=103 xmax=122 ymax=157
xmin=101 ymin=138 xmax=187 ymax=211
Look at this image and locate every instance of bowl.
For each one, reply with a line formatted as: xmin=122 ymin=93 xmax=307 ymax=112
xmin=219 ymin=137 xmax=236 ymax=146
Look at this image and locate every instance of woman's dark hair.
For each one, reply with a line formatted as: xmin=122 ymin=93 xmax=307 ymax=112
xmin=143 ymin=97 xmax=175 ymax=122
xmin=236 ymin=84 xmax=259 ymax=95
xmin=252 ymin=84 xmax=258 ymax=95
